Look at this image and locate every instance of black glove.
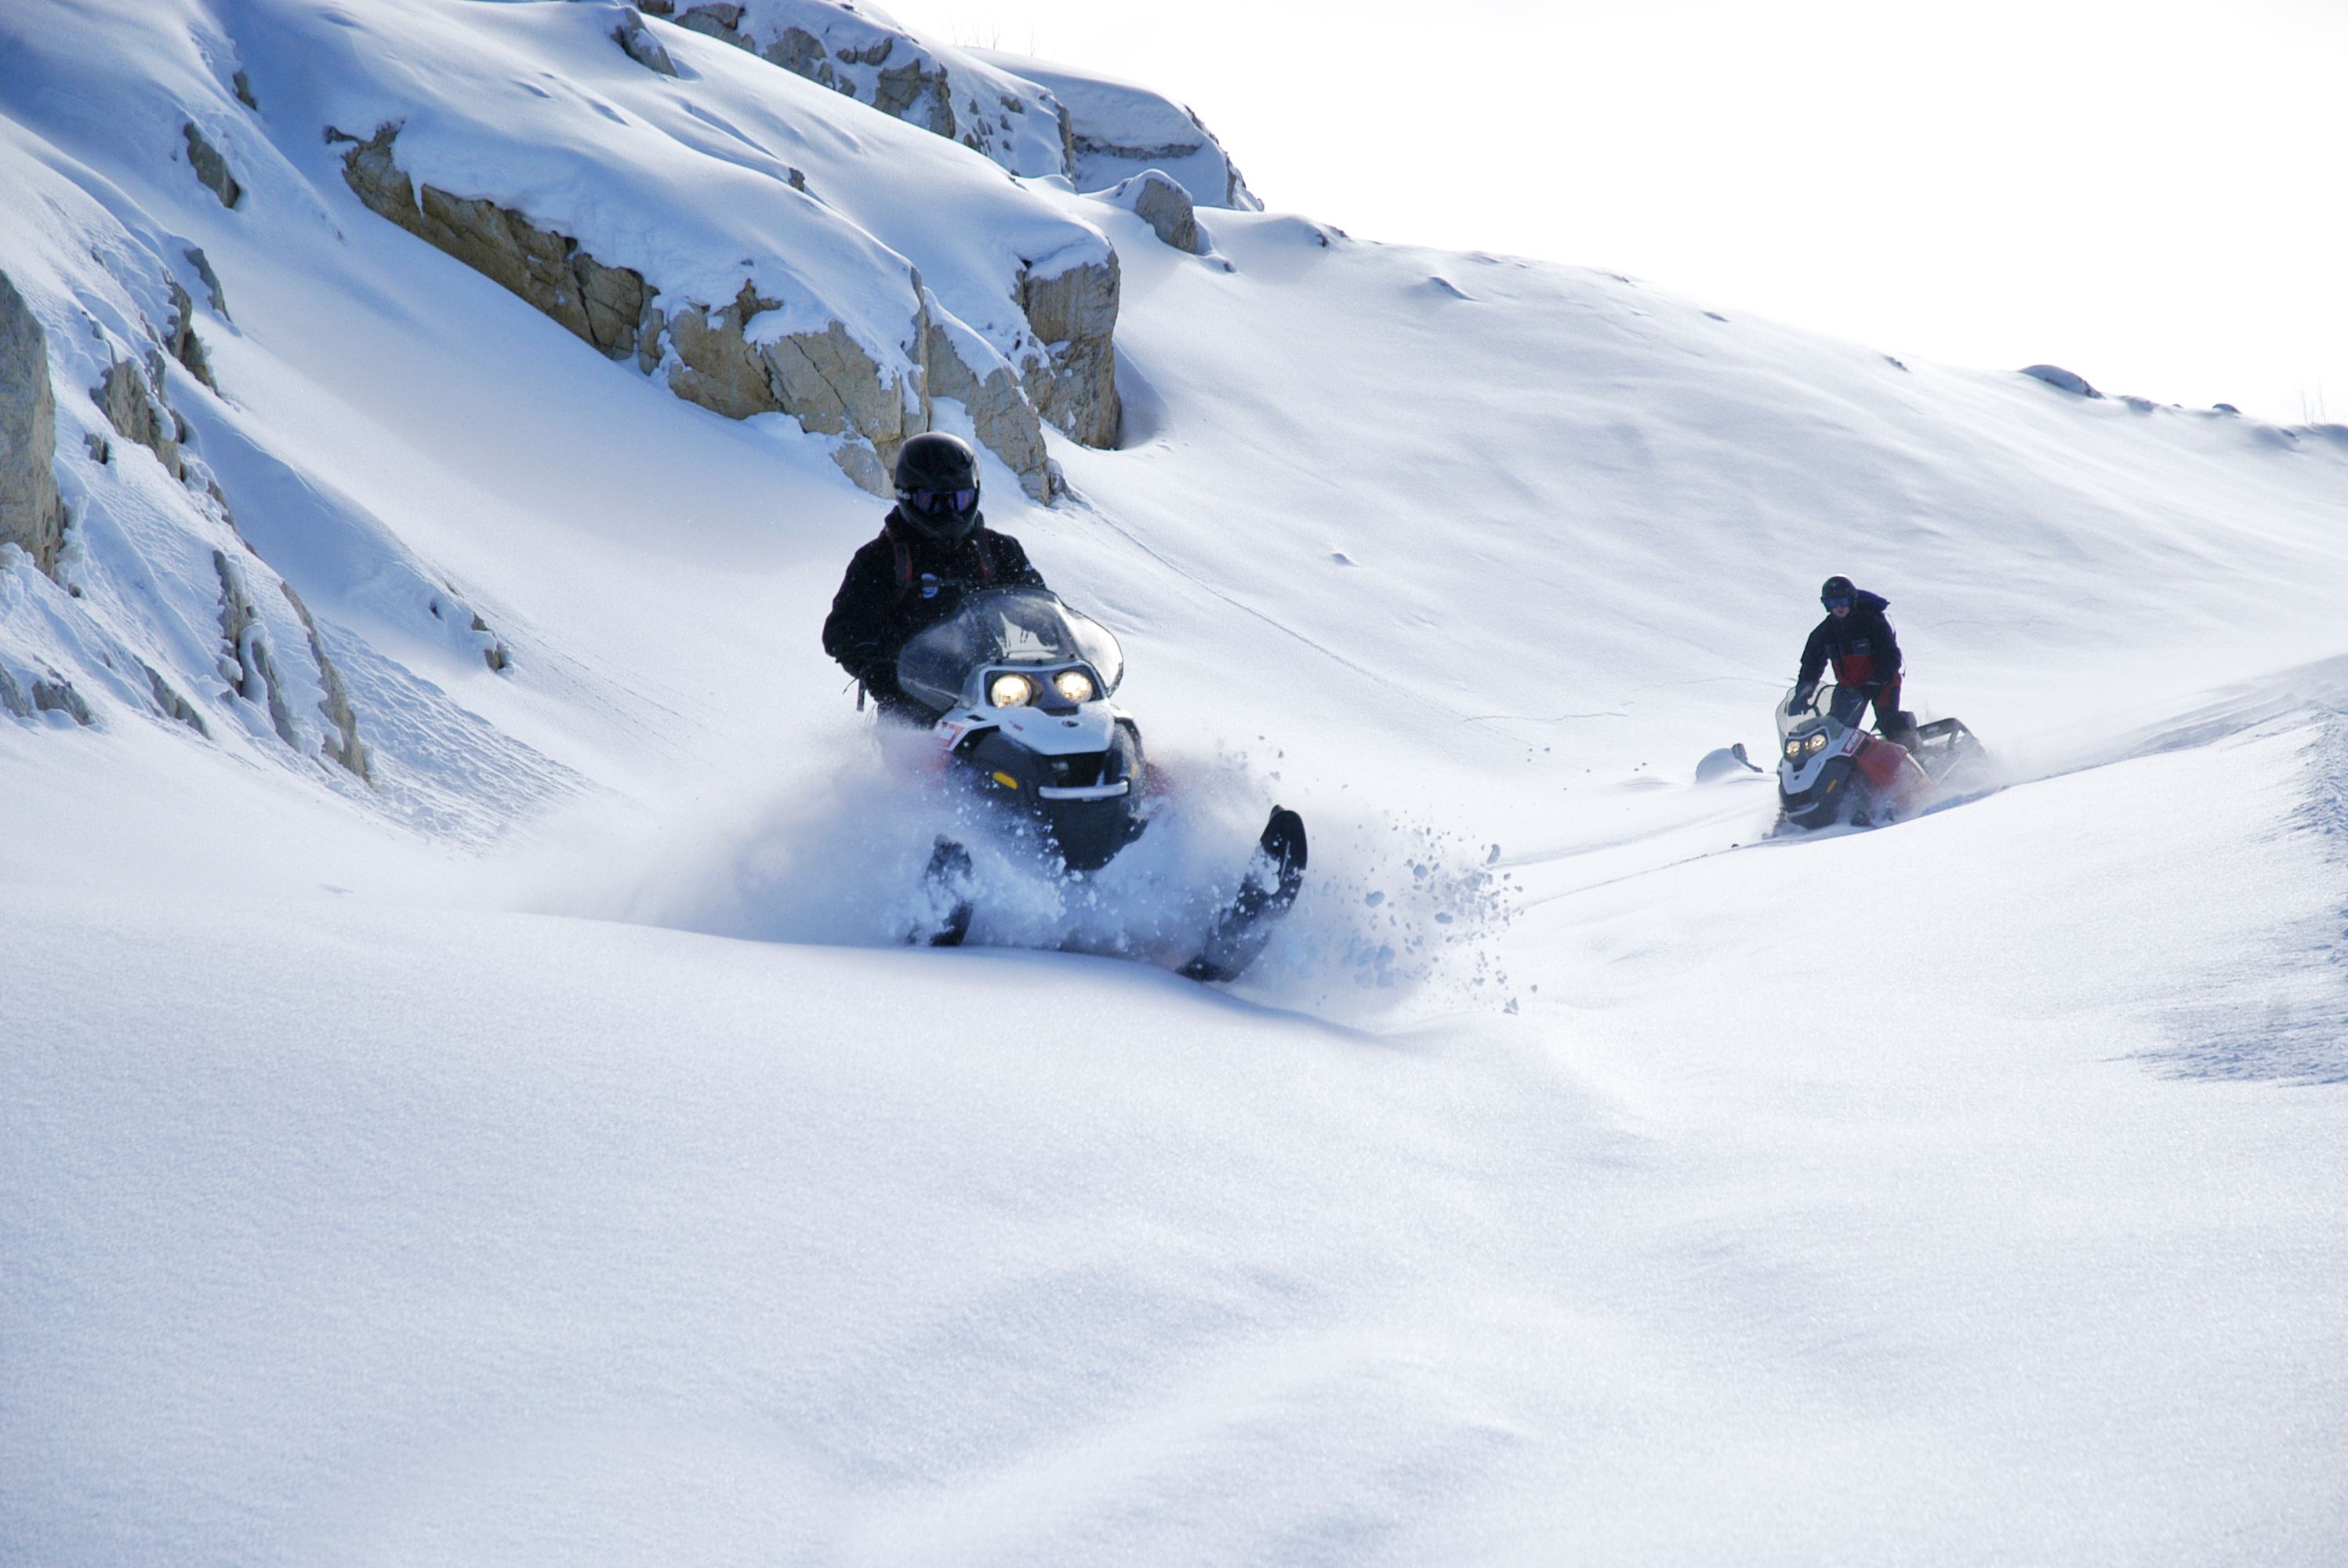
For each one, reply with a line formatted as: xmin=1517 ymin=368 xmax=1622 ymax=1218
xmin=1790 ymin=683 xmax=1815 ymax=710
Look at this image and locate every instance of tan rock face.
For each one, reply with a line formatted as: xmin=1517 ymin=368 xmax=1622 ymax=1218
xmin=183 ymin=246 xmax=229 ymax=317
xmin=143 ymin=662 xmax=209 ymax=735
xmin=872 ymin=58 xmax=954 ymax=139
xmin=767 ymin=320 xmax=913 ymax=452
xmin=0 ymin=270 xmax=68 ymax=577
xmin=922 ymin=314 xmax=1051 ymax=499
xmin=664 ymin=285 xmax=785 ymax=422
xmin=611 ymin=8 xmax=679 ymax=75
xmin=666 ymin=285 xmax=920 ymax=494
xmin=183 ymin=122 xmax=244 ymax=209
xmin=166 ymin=278 xmax=217 ymax=390
xmin=31 ymin=675 xmax=93 ymax=725
xmin=333 ymin=122 xmax=1085 ymax=494
xmin=1126 ymin=170 xmax=1204 ymax=255
xmin=339 ymin=124 xmax=651 ymax=361
xmin=1018 ymin=254 xmax=1122 ymax=448
xmin=676 ymin=6 xmax=960 ymax=145
xmin=95 ymin=357 xmax=187 ymax=481
xmin=213 ymin=549 xmax=299 ymax=748
xmin=281 ymin=582 xmax=370 ymax=779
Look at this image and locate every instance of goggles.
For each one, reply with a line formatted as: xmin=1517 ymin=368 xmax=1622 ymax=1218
xmin=905 ymin=488 xmax=978 ymax=517
xmin=1823 ymin=594 xmax=1853 ymax=612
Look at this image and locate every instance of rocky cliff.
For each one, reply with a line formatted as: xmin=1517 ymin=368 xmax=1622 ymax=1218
xmin=323 ymin=6 xmax=1142 ymax=496
xmin=0 ymin=272 xmax=67 ymax=577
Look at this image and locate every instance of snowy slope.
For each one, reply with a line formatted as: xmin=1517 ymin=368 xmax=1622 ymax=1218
xmin=5 ymin=2 xmax=2348 ymax=1563
xmin=974 ymin=46 xmax=1261 ymax=209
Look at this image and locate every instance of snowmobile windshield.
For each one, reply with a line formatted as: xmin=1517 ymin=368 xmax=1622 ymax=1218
xmin=895 ymin=587 xmax=1125 ymax=712
xmin=1778 ymin=684 xmax=1868 ymax=737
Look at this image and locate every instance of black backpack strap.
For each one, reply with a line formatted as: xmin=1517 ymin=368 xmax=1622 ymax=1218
xmin=890 ymin=531 xmax=913 ymax=608
xmin=976 ymin=532 xmax=993 ymax=586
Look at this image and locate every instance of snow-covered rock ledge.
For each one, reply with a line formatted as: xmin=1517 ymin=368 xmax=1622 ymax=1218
xmin=331 ymin=89 xmax=1124 ymax=496
xmin=0 ymin=272 xmax=68 ymax=577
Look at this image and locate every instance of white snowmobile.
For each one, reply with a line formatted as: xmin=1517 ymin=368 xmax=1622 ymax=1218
xmin=894 ymin=586 xmax=1305 ymax=980
xmin=1775 ymin=683 xmax=1984 ymax=830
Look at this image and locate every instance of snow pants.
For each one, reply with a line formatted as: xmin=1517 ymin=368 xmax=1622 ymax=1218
xmin=1871 ymin=677 xmax=1907 ymax=738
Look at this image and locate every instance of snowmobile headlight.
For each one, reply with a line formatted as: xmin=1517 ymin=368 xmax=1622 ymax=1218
xmin=1784 ymin=737 xmax=1805 ymax=761
xmin=988 ymin=673 xmax=1036 ymax=709
xmin=1052 ymin=669 xmax=1097 ymax=705
xmin=1802 ymin=732 xmax=1827 ymax=757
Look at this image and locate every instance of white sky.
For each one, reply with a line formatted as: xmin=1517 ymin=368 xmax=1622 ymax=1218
xmin=884 ymin=0 xmax=2348 ymax=424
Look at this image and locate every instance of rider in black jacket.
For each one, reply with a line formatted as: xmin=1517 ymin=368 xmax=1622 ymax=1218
xmin=1792 ymin=575 xmax=1911 ymax=741
xmin=822 ymin=432 xmax=1045 ymax=721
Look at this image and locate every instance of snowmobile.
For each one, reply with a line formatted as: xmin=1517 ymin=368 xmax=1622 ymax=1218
xmin=892 ymin=586 xmax=1305 ymax=980
xmin=1775 ymin=683 xmax=1983 ymax=830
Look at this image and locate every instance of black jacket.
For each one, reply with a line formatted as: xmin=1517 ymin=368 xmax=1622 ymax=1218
xmin=822 ymin=510 xmax=1045 ymax=712
xmin=1797 ymin=590 xmax=1902 ymax=691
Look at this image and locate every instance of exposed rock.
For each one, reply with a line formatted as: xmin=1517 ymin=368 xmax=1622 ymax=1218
xmin=182 ymin=122 xmax=244 ymax=209
xmin=143 ymin=661 xmax=209 ymax=735
xmin=665 ymin=281 xmax=918 ymax=492
xmin=1109 ymin=169 xmax=1204 ymax=255
xmin=282 ymin=581 xmax=370 ymax=779
xmin=1 ymin=270 xmax=69 ymax=576
xmin=1001 ymin=56 xmax=1261 ymax=210
xmin=32 ymin=674 xmax=93 ymax=725
xmin=612 ymin=8 xmax=679 ymax=75
xmin=94 ymin=357 xmax=185 ymax=479
xmin=233 ymin=71 xmax=258 ymax=110
xmin=0 ymin=663 xmax=28 ymax=719
xmin=923 ymin=311 xmax=1050 ymax=499
xmin=766 ymin=320 xmax=915 ymax=462
xmin=214 ymin=548 xmax=299 ymax=748
xmin=1018 ymin=253 xmax=1121 ymax=448
xmin=673 ymin=2 xmax=742 ymax=30
xmin=85 ymin=431 xmax=110 ymax=465
xmin=334 ymin=123 xmax=1069 ymax=494
xmin=663 ymin=282 xmax=785 ymax=421
xmin=336 ymin=123 xmax=650 ymax=361
xmin=184 ymin=245 xmax=230 ymax=318
xmin=753 ymin=24 xmax=829 ymax=80
xmin=165 ymin=278 xmax=217 ymax=390
xmin=872 ymin=56 xmax=953 ymax=137
xmin=471 ymin=612 xmax=512 ymax=672
xmin=672 ymin=3 xmax=1071 ymax=176
xmin=2022 ymin=364 xmax=2102 ymax=399
xmin=633 ymin=303 xmax=666 ymax=375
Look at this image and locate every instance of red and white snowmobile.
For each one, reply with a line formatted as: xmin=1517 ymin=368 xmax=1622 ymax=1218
xmin=1774 ymin=683 xmax=1984 ymax=830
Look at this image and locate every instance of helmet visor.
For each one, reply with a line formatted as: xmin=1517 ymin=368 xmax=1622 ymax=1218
xmin=1823 ymin=593 xmax=1853 ymax=612
xmin=905 ymin=488 xmax=978 ymax=520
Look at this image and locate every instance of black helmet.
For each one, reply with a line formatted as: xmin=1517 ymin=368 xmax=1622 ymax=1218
xmin=893 ymin=431 xmax=982 ymax=547
xmin=1820 ymin=575 xmax=1856 ymax=608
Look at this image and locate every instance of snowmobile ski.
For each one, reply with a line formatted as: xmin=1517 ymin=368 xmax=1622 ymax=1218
xmin=916 ymin=835 xmax=974 ymax=947
xmin=1181 ymin=807 xmax=1308 ymax=982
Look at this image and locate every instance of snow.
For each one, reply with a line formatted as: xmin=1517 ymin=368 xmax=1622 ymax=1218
xmin=976 ymin=45 xmax=1259 ymax=210
xmin=4 ymin=1 xmax=2347 ymax=1561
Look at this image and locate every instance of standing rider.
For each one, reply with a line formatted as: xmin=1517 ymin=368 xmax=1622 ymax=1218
xmin=822 ymin=431 xmax=1045 ymax=723
xmin=1792 ymin=575 xmax=1911 ymax=743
